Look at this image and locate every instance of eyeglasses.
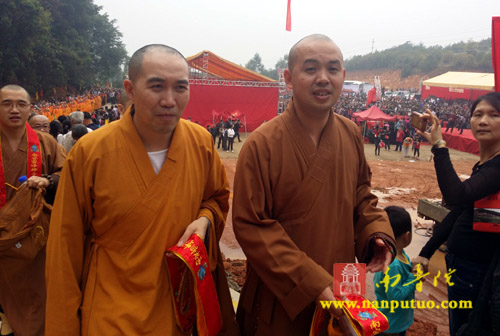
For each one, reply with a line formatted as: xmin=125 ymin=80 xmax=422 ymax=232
xmin=32 ymin=124 xmax=50 ymax=131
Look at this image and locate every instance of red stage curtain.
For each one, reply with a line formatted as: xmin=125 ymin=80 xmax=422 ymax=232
xmin=441 ymin=129 xmax=479 ymax=155
xmin=493 ymin=17 xmax=500 ymax=92
xmin=184 ymin=85 xmax=279 ymax=131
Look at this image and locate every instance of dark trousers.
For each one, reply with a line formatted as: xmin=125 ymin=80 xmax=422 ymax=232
xmin=228 ymin=137 xmax=234 ymax=151
xmin=413 ymin=148 xmax=420 ymax=157
xmin=445 ymin=253 xmax=488 ymax=336
xmin=395 ymin=142 xmax=402 ymax=151
xmin=217 ymin=135 xmax=223 ymax=149
xmin=222 ymin=137 xmax=227 ymax=150
xmin=235 ymin=131 xmax=241 ymax=142
xmin=375 ymin=145 xmax=380 ymax=156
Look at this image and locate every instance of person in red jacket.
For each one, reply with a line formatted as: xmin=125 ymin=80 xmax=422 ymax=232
xmin=395 ymin=128 xmax=405 ymax=152
xmin=413 ymin=135 xmax=421 ymax=159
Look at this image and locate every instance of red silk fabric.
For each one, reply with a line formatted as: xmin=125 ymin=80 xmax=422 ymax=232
xmin=310 ymin=294 xmax=389 ymax=336
xmin=0 ymin=124 xmax=42 ymax=208
xmin=166 ymin=234 xmax=222 ymax=336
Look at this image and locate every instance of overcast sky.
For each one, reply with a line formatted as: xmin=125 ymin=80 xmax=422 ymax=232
xmin=94 ymin=0 xmax=498 ymax=69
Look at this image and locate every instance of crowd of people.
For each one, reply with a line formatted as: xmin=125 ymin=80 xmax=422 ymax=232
xmin=332 ymin=91 xmax=473 ymax=161
xmin=335 ymin=91 xmax=473 ymax=128
xmin=0 ymin=34 xmax=499 ymax=336
xmin=209 ymin=118 xmax=241 ymax=152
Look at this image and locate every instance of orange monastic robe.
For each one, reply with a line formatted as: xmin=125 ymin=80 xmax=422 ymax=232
xmin=83 ymin=101 xmax=91 ymax=113
xmin=45 ymin=111 xmax=235 ymax=335
xmin=92 ymin=97 xmax=100 ymax=111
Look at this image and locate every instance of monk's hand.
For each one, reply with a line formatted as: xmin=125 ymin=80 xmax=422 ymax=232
xmin=176 ymin=216 xmax=210 ymax=247
xmin=316 ymin=286 xmax=344 ymax=318
xmin=366 ymin=238 xmax=392 ymax=273
xmin=27 ymin=176 xmax=49 ymax=189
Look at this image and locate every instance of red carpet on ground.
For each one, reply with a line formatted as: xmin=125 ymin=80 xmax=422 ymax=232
xmin=441 ymin=129 xmax=479 ymax=155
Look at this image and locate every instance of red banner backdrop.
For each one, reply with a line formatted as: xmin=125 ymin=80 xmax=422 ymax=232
xmin=365 ymin=87 xmax=376 ymax=107
xmin=184 ymin=85 xmax=279 ymax=131
xmin=421 ymin=86 xmax=492 ymax=101
xmin=493 ymin=17 xmax=500 ymax=92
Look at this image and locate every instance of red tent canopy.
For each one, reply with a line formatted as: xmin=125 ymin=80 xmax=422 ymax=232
xmin=352 ymin=106 xmax=395 ymax=122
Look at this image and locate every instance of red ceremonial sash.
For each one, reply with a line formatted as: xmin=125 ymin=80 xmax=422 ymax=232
xmin=0 ymin=124 xmax=42 ymax=208
xmin=310 ymin=294 xmax=389 ymax=336
xmin=166 ymin=234 xmax=222 ymax=336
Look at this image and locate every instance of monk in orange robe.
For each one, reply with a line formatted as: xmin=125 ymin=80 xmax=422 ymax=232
xmin=45 ymin=45 xmax=237 ymax=335
xmin=232 ymin=35 xmax=396 ymax=335
xmin=0 ymin=84 xmax=66 ymax=336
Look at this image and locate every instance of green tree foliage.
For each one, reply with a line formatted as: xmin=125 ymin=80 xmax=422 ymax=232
xmin=244 ymin=53 xmax=288 ymax=80
xmin=275 ymin=54 xmax=288 ymax=71
xmin=245 ymin=53 xmax=265 ymax=74
xmin=344 ymin=39 xmax=492 ymax=78
xmin=0 ymin=0 xmax=127 ymax=95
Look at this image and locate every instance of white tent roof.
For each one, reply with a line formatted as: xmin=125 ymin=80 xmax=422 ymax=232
xmin=422 ymin=71 xmax=494 ymax=90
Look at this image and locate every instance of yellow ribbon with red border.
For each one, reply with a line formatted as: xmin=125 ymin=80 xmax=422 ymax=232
xmin=310 ymin=294 xmax=389 ymax=336
xmin=166 ymin=234 xmax=222 ymax=336
xmin=0 ymin=124 xmax=42 ymax=208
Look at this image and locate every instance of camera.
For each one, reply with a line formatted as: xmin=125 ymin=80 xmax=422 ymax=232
xmin=410 ymin=112 xmax=427 ymax=132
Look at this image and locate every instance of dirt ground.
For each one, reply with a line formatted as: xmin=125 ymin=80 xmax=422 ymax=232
xmin=345 ymin=69 xmax=426 ymax=91
xmin=218 ymin=133 xmax=479 ymax=336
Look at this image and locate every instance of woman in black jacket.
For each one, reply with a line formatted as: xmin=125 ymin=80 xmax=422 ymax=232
xmin=413 ymin=92 xmax=500 ymax=335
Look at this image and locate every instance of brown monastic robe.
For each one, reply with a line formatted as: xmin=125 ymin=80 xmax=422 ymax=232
xmin=232 ymin=102 xmax=395 ymax=335
xmin=45 ymin=111 xmax=238 ymax=335
xmin=0 ymin=130 xmax=65 ymax=336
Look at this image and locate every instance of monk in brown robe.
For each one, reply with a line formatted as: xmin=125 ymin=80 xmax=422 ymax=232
xmin=0 ymin=84 xmax=65 ymax=336
xmin=232 ymin=34 xmax=396 ymax=335
xmin=45 ymin=45 xmax=237 ymax=335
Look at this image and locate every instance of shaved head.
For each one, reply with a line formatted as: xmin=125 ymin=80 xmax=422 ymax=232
xmin=128 ymin=44 xmax=188 ymax=83
xmin=117 ymin=89 xmax=132 ymax=115
xmin=0 ymin=84 xmax=30 ymax=103
xmin=0 ymin=84 xmax=32 ymax=130
xmin=29 ymin=114 xmax=49 ymax=124
xmin=118 ymin=90 xmax=130 ymax=106
xmin=287 ymin=34 xmax=343 ymax=73
xmin=29 ymin=115 xmax=50 ymax=132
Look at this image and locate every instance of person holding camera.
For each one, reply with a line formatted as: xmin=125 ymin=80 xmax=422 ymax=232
xmin=413 ymin=92 xmax=500 ymax=335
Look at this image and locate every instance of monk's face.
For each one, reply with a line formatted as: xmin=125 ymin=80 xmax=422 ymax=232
xmin=125 ymin=50 xmax=190 ymax=136
xmin=284 ymin=38 xmax=345 ymax=116
xmin=29 ymin=115 xmax=50 ymax=133
xmin=0 ymin=88 xmax=31 ymax=131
